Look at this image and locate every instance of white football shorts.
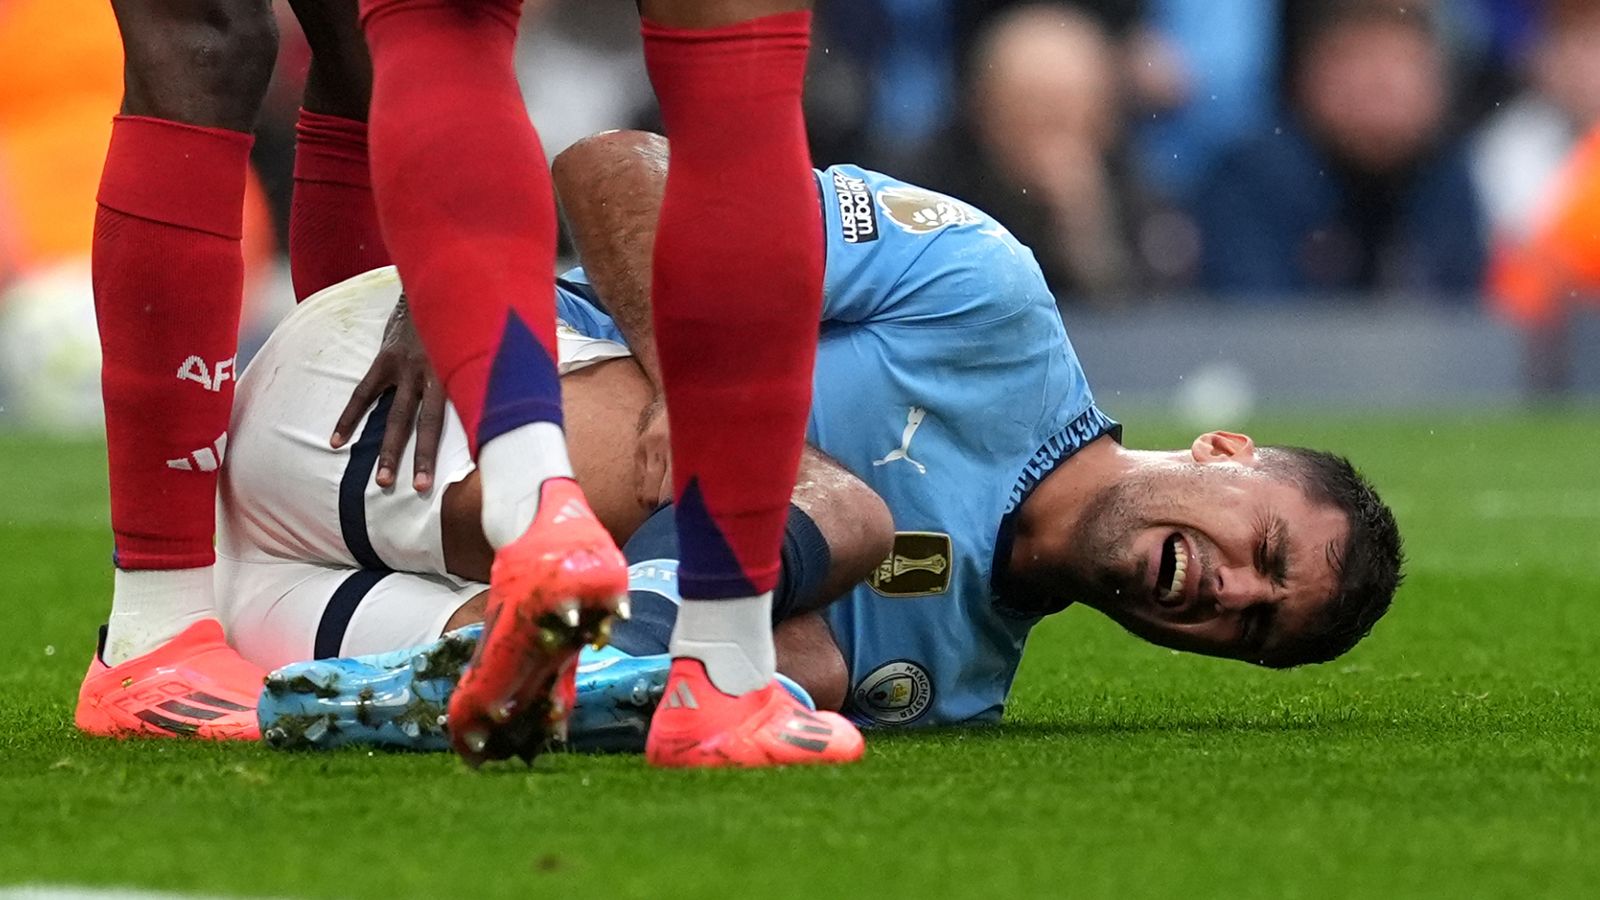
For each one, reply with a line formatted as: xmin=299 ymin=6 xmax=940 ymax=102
xmin=216 ymin=266 xmax=631 ymax=669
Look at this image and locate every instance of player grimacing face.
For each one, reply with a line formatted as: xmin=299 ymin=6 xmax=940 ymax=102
xmin=1064 ymin=434 xmax=1349 ymax=666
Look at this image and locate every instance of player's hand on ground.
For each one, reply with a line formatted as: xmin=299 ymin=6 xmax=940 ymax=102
xmin=330 ymin=293 xmax=447 ymax=492
xmin=636 ymin=398 xmax=673 ymax=510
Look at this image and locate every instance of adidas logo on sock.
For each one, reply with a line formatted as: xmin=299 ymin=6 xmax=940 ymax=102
xmin=167 ymin=434 xmax=228 ymax=473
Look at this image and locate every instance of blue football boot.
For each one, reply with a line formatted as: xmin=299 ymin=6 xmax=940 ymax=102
xmin=258 ymin=625 xmax=480 ymax=752
xmin=259 ymin=626 xmax=814 ymax=753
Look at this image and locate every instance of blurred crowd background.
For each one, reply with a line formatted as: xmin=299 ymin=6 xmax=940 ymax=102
xmin=4 ymin=0 xmax=1600 ymax=431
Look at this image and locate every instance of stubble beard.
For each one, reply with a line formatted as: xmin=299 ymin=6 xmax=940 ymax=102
xmin=1056 ymin=472 xmax=1166 ymax=617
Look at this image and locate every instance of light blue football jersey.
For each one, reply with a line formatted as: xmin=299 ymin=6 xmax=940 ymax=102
xmin=555 ymin=165 xmax=1117 ymax=728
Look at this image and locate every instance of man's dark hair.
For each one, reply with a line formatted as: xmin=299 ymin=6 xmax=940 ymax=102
xmin=1281 ymin=0 xmax=1439 ymax=89
xmin=1259 ymin=446 xmax=1404 ymax=668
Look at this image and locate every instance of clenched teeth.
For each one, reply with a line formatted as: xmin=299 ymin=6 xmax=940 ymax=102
xmin=1162 ymin=539 xmax=1188 ymax=604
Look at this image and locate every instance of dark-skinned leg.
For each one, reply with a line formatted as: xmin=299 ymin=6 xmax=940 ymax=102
xmin=637 ymin=0 xmax=863 ymax=766
xmin=640 ymin=0 xmax=809 ymax=28
xmin=286 ymin=0 xmax=390 ymax=300
xmin=79 ymin=0 xmax=277 ymax=739
xmin=112 ymin=0 xmax=277 ymax=132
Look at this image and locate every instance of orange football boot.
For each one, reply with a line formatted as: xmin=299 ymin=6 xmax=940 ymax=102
xmin=75 ymin=619 xmax=263 ymax=740
xmin=447 ymin=478 xmax=628 ymax=767
xmin=645 ymin=658 xmax=866 ymax=768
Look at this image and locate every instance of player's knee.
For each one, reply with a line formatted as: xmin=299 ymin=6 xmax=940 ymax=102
xmin=113 ymin=0 xmax=278 ymax=131
xmin=822 ymin=489 xmax=893 ymax=609
xmin=854 ymin=493 xmax=895 ymax=575
xmin=775 ymin=614 xmax=848 ymax=712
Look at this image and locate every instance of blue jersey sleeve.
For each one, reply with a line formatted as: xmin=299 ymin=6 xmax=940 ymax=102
xmin=817 ymin=165 xmax=1049 ymax=330
xmin=553 ymin=268 xmax=626 ymax=344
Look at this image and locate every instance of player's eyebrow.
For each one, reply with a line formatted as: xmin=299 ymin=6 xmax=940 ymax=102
xmin=1268 ymin=515 xmax=1290 ymax=588
xmin=1255 ymin=513 xmax=1291 ymax=589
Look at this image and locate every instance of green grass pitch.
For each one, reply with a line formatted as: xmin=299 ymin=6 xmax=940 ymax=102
xmin=1 ymin=411 xmax=1596 ymax=899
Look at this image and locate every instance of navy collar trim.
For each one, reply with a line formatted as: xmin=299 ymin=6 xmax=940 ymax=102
xmin=990 ymin=406 xmax=1121 ymax=618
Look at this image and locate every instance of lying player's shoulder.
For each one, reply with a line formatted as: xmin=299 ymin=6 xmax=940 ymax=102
xmin=819 ymin=164 xmax=1054 ymax=328
xmin=820 ymin=164 xmax=1009 ymax=247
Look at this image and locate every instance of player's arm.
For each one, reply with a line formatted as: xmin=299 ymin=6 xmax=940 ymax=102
xmin=557 ymin=129 xmax=826 ymax=511
xmin=552 ymin=130 xmax=671 ymax=389
xmin=555 ymin=128 xmax=840 ymax=382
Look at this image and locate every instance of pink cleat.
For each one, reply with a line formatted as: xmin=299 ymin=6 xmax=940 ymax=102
xmin=75 ymin=620 xmax=263 ymax=740
xmin=645 ymin=658 xmax=865 ymax=768
xmin=447 ymin=478 xmax=628 ymax=767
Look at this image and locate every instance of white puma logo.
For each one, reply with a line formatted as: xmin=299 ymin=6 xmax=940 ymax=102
xmin=873 ymin=407 xmax=928 ymax=475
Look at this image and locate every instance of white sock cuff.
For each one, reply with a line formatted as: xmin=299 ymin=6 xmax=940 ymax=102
xmin=103 ymin=567 xmax=217 ymax=666
xmin=478 ymin=421 xmax=575 ymax=549
xmin=669 ymin=594 xmax=777 ymax=695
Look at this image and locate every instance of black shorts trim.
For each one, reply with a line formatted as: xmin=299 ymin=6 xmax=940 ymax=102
xmin=315 ymin=569 xmax=392 ymax=659
xmin=339 ymin=389 xmax=395 ymax=571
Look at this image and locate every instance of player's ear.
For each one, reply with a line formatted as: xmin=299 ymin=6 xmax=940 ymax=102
xmin=1191 ymin=431 xmax=1257 ymax=465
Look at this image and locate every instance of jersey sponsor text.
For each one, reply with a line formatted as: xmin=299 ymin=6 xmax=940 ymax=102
xmin=832 ymin=171 xmax=880 ymax=244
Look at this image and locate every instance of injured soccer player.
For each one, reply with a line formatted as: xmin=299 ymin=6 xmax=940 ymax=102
xmin=218 ymin=266 xmax=890 ymax=735
xmin=223 ymin=131 xmax=1404 ymax=755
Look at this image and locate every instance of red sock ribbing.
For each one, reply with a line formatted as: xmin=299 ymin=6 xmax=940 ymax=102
xmin=358 ymin=0 xmax=563 ymax=451
xmin=289 ymin=109 xmax=390 ymax=300
xmin=93 ymin=116 xmax=251 ymax=569
xmin=642 ymin=12 xmax=823 ymax=598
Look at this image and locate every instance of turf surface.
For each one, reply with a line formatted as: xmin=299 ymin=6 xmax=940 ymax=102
xmin=1 ymin=412 xmax=1596 ymax=899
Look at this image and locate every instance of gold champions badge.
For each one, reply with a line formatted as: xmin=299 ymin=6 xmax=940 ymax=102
xmin=869 ymin=532 xmax=954 ymax=598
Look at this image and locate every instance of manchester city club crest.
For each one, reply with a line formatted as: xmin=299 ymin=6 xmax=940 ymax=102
xmin=852 ymin=660 xmax=934 ymax=725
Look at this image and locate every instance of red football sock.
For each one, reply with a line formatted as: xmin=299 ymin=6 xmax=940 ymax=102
xmin=288 ymin=109 xmax=390 ymax=300
xmin=642 ymin=12 xmax=824 ymax=598
xmin=93 ymin=116 xmax=251 ymax=570
xmin=359 ymin=0 xmax=562 ymax=451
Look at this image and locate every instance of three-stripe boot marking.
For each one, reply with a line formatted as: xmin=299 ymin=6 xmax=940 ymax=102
xmin=664 ymin=680 xmax=699 ymax=710
xmin=135 ymin=691 xmax=251 ymax=735
xmin=778 ymin=708 xmax=833 ymax=753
